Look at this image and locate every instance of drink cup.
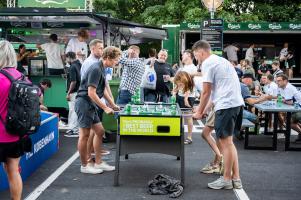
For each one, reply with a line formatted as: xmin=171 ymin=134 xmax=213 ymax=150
xmin=163 ymin=75 xmax=170 ymax=82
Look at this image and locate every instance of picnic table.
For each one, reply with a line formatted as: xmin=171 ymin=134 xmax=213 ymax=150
xmin=252 ymin=101 xmax=301 ymax=151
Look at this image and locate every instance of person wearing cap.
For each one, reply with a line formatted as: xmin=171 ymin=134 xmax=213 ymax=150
xmin=241 ymin=73 xmax=261 ymax=96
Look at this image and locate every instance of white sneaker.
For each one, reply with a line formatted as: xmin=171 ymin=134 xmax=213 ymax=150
xmin=94 ymin=162 xmax=115 ymax=171
xmin=80 ymin=165 xmax=103 ymax=174
xmin=101 ymin=150 xmax=110 ymax=156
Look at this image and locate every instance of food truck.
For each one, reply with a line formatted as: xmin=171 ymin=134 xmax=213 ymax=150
xmin=0 ymin=7 xmax=168 ymax=131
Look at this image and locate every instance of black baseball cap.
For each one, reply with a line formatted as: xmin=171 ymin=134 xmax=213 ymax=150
xmin=242 ymin=73 xmax=255 ymax=81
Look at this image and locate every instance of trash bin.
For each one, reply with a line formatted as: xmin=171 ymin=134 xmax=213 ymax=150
xmin=102 ymin=79 xmax=120 ymax=132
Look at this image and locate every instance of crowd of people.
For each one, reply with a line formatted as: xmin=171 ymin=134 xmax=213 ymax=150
xmin=1 ymin=33 xmax=301 ymax=199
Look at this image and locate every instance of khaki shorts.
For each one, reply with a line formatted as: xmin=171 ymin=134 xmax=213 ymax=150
xmin=205 ymin=108 xmax=215 ymax=127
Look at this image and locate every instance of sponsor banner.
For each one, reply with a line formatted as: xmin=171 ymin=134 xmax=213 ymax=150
xmin=18 ymin=0 xmax=85 ymax=9
xmin=180 ymin=22 xmax=301 ymax=31
xmin=0 ymin=112 xmax=59 ymax=191
xmin=120 ymin=117 xmax=181 ymax=136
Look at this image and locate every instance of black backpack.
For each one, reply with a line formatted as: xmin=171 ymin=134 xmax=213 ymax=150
xmin=0 ymin=69 xmax=41 ymax=137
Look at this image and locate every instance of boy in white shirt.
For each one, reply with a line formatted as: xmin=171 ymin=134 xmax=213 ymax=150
xmin=66 ymin=29 xmax=89 ymax=63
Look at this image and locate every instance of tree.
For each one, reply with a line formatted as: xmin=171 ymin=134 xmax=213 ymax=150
xmin=0 ymin=0 xmax=6 ymax=8
xmin=93 ymin=0 xmax=300 ymax=26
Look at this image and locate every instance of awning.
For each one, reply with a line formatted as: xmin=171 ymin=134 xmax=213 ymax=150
xmin=0 ymin=8 xmax=168 ymax=44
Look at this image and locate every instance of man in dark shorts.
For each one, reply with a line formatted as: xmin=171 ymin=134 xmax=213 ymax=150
xmin=192 ymin=40 xmax=244 ymax=190
xmin=75 ymin=46 xmax=121 ymax=174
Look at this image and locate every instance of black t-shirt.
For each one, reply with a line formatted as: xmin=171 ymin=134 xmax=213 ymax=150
xmin=76 ymin=61 xmax=106 ymax=106
xmin=153 ymin=61 xmax=174 ymax=95
xmin=67 ymin=60 xmax=81 ymax=93
xmin=258 ymin=64 xmax=272 ymax=74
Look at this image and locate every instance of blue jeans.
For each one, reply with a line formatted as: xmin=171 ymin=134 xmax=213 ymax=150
xmin=243 ymin=109 xmax=258 ymax=123
xmin=116 ymin=90 xmax=132 ymax=105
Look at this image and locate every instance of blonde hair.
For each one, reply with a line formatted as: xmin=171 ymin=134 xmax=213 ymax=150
xmin=174 ymin=71 xmax=194 ymax=93
xmin=129 ymin=45 xmax=140 ymax=51
xmin=102 ymin=46 xmax=122 ymax=60
xmin=0 ymin=40 xmax=17 ymax=69
xmin=89 ymin=39 xmax=103 ymax=49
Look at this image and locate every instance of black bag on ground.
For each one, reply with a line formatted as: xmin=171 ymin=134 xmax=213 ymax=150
xmin=148 ymin=174 xmax=184 ymax=198
xmin=0 ymin=69 xmax=41 ymax=137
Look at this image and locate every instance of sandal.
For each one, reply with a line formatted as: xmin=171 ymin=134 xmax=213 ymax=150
xmin=184 ymin=138 xmax=192 ymax=145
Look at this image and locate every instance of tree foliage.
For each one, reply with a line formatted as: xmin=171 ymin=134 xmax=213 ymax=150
xmin=93 ymin=0 xmax=301 ymax=25
xmin=0 ymin=0 xmax=299 ymax=25
xmin=0 ymin=0 xmax=6 ymax=8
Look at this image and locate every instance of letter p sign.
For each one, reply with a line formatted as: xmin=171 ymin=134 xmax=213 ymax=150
xmin=203 ymin=20 xmax=209 ymax=28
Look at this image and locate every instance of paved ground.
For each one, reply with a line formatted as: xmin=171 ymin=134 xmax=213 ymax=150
xmin=1 ymin=123 xmax=301 ymax=200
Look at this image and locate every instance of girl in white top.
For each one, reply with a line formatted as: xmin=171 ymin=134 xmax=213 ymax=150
xmin=173 ymin=71 xmax=196 ymax=144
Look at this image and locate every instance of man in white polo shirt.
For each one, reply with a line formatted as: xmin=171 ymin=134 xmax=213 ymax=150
xmin=261 ymin=74 xmax=278 ymax=98
xmin=192 ymin=40 xmax=244 ymax=190
xmin=276 ymin=74 xmax=301 ymax=142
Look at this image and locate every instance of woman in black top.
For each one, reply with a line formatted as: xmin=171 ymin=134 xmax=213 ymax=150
xmin=16 ymin=44 xmax=35 ymax=74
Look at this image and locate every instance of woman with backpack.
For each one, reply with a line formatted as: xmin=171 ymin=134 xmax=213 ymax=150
xmin=0 ymin=40 xmax=32 ymax=200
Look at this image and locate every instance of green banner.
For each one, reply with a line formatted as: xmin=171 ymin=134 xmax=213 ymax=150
xmin=180 ymin=21 xmax=301 ymax=31
xmin=18 ymin=0 xmax=85 ymax=9
xmin=225 ymin=22 xmax=301 ymax=31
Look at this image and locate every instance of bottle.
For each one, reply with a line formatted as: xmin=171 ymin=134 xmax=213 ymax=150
xmin=170 ymin=95 xmax=176 ymax=104
xmin=277 ymin=93 xmax=282 ymax=107
xmin=125 ymin=104 xmax=131 ymax=113
xmin=131 ymin=96 xmax=135 ymax=104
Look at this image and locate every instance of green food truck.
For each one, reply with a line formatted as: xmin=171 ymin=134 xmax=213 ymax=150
xmin=0 ymin=7 xmax=167 ymax=132
xmin=162 ymin=21 xmax=301 ymax=77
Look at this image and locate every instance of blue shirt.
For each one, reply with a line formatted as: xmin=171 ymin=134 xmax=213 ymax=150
xmin=240 ymin=83 xmax=251 ymax=100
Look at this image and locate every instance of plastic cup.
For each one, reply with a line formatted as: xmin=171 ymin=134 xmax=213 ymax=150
xmin=163 ymin=75 xmax=170 ymax=82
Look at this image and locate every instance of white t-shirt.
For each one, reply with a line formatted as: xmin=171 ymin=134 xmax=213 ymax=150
xmin=278 ymin=83 xmax=301 ymax=103
xmin=65 ymin=38 xmax=88 ymax=63
xmin=180 ymin=64 xmax=197 ymax=75
xmin=223 ymin=45 xmax=238 ymax=61
xmin=202 ymin=54 xmax=244 ymax=111
xmin=80 ymin=54 xmax=99 ymax=79
xmin=40 ymin=43 xmax=64 ymax=69
xmin=245 ymin=47 xmax=254 ymax=63
xmin=194 ymin=76 xmax=203 ymax=93
xmin=263 ymin=81 xmax=278 ymax=97
xmin=279 ymin=48 xmax=288 ymax=61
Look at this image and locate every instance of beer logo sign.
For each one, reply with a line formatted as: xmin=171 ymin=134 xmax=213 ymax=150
xmin=36 ymin=0 xmax=68 ymax=5
xmin=269 ymin=24 xmax=282 ymax=30
xmin=289 ymin=24 xmax=301 ymax=30
xmin=228 ymin=23 xmax=240 ymax=29
xmin=248 ymin=24 xmax=261 ymax=30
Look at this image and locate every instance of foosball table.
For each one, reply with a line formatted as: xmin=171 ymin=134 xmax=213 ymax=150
xmin=114 ymin=102 xmax=185 ymax=186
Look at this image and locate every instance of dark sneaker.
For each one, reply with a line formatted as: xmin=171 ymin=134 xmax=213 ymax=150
xmin=208 ymin=176 xmax=233 ymax=190
xmin=64 ymin=130 xmax=79 ymax=138
xmin=232 ymin=179 xmax=243 ymax=189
